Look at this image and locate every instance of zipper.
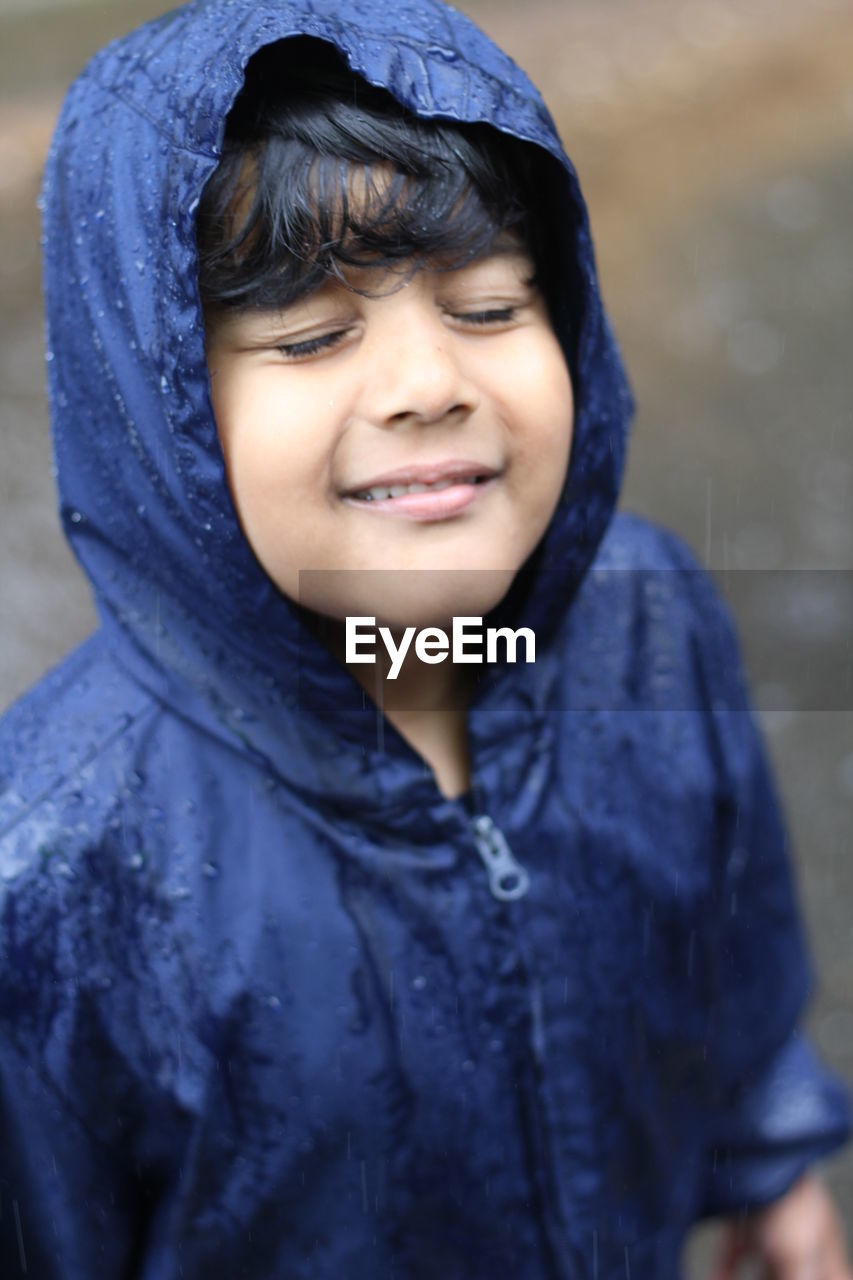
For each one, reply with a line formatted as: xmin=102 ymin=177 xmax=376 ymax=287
xmin=469 ymin=813 xmax=531 ymax=901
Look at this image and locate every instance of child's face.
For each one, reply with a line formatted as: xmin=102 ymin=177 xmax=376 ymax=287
xmin=204 ymin=242 xmax=574 ymax=629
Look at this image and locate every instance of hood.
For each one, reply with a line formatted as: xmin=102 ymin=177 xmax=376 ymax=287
xmin=41 ymin=0 xmax=634 ymax=808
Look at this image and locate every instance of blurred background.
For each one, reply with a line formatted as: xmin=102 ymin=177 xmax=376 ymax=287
xmin=1 ymin=0 xmax=851 ymax=1266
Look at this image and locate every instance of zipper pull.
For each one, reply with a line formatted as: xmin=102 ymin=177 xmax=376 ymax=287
xmin=470 ymin=814 xmax=531 ymax=902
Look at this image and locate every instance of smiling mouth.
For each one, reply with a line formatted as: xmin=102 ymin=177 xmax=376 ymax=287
xmin=341 ymin=475 xmax=498 ymax=522
xmin=350 ymin=474 xmax=488 ymax=502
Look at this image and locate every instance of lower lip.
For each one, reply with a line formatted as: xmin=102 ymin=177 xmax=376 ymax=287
xmin=342 ymin=478 xmax=498 ymax=522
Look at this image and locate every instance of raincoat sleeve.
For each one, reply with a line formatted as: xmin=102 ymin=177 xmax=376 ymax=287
xmin=0 ymin=872 xmax=142 ymax=1278
xmin=676 ymin=547 xmax=853 ymax=1217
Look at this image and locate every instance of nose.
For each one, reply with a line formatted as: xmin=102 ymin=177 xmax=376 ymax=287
xmin=361 ymin=307 xmax=480 ymax=428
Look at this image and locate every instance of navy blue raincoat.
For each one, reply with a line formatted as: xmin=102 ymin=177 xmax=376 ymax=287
xmin=1 ymin=0 xmax=850 ymax=1276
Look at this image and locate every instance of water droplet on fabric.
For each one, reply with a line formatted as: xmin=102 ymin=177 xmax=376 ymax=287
xmin=428 ymin=45 xmax=459 ymax=62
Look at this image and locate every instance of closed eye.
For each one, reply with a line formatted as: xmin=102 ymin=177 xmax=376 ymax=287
xmin=276 ymin=330 xmax=351 ymax=359
xmin=274 ymin=307 xmax=521 ymax=360
xmin=453 ymin=307 xmax=519 ymax=326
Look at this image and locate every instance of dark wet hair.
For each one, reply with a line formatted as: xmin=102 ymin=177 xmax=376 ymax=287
xmin=196 ymin=37 xmax=554 ymax=313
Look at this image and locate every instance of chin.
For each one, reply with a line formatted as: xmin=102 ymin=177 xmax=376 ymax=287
xmin=295 ymin=564 xmax=520 ymax=631
xmin=370 ymin=570 xmax=518 ymax=632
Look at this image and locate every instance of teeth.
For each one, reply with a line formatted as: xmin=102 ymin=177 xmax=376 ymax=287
xmin=353 ymin=476 xmax=482 ymax=501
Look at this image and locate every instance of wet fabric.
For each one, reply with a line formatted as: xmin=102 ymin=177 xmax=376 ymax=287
xmin=0 ymin=0 xmax=850 ymax=1276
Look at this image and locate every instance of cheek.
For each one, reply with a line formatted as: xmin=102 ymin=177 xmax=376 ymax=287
xmin=534 ymin=352 xmax=574 ymax=478
xmin=531 ymin=340 xmax=575 ymax=434
xmin=212 ymin=371 xmax=325 ymax=520
xmin=498 ymin=342 xmax=574 ymax=475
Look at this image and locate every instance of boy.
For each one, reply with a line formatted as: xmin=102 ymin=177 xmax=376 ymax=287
xmin=0 ymin=1 xmax=850 ymax=1277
